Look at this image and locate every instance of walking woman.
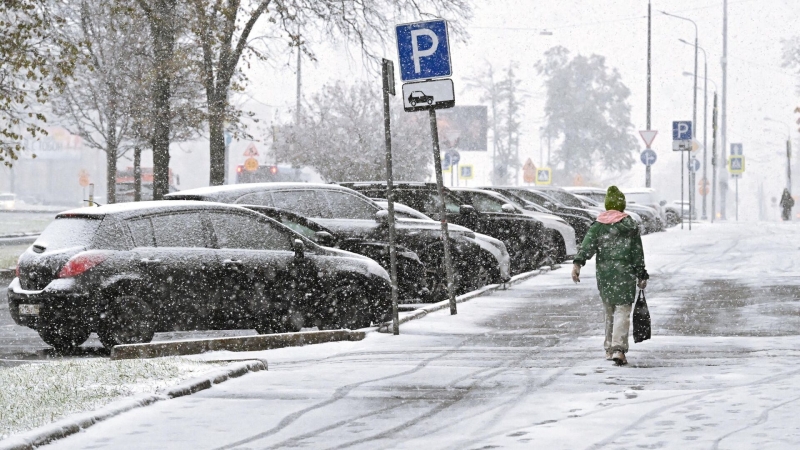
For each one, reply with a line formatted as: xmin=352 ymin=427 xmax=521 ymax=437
xmin=571 ymin=186 xmax=649 ymax=366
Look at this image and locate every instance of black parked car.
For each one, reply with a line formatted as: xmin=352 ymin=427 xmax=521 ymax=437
xmin=166 ymin=183 xmax=495 ymax=301
xmin=480 ymin=187 xmax=593 ymax=242
xmin=339 ymin=182 xmax=547 ymax=274
xmin=8 ymin=201 xmax=391 ymax=351
xmin=240 ymin=205 xmax=428 ymax=301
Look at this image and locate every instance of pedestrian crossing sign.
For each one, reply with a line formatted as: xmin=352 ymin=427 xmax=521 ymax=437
xmin=459 ymin=164 xmax=474 ymax=180
xmin=728 ymin=155 xmax=745 ymax=175
xmin=536 ymin=168 xmax=552 ymax=185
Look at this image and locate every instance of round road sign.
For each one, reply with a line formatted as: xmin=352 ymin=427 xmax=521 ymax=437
xmin=687 ymin=158 xmax=701 ymax=172
xmin=640 ymin=149 xmax=657 ymax=166
xmin=244 ymin=157 xmax=259 ymax=171
xmin=79 ymin=170 xmax=90 ymax=187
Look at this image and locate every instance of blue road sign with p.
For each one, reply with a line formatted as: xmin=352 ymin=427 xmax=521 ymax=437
xmin=672 ymin=121 xmax=692 ymax=140
xmin=396 ymin=20 xmax=452 ymax=82
xmin=731 ymin=143 xmax=743 ymax=155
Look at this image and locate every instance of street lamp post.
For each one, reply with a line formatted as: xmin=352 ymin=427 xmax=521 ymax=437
xmin=764 ymin=117 xmax=793 ymax=193
xmin=663 ymin=11 xmax=699 ymax=230
xmin=681 ymin=41 xmax=710 ymax=220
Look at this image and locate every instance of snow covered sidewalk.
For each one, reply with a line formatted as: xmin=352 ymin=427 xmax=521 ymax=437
xmin=25 ymin=222 xmax=800 ymax=449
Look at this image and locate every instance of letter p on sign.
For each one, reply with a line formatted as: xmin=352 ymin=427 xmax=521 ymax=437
xmin=396 ymin=20 xmax=452 ymax=82
xmin=410 ymin=29 xmax=439 ymax=73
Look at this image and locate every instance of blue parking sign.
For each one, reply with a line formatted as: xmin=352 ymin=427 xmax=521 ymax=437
xmin=395 ymin=20 xmax=452 ymax=82
xmin=672 ymin=121 xmax=692 ymax=140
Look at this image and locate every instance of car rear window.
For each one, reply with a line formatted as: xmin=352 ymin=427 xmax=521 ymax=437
xmin=34 ymin=217 xmax=101 ymax=251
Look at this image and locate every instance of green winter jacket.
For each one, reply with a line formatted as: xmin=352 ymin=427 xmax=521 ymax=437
xmin=573 ymin=216 xmax=649 ymax=305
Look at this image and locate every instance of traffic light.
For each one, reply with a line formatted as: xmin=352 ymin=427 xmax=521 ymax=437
xmin=269 ymin=165 xmax=278 ymax=175
xmin=236 ymin=165 xmax=244 ymax=173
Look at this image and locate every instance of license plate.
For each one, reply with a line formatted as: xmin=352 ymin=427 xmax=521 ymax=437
xmin=18 ymin=304 xmax=41 ymax=316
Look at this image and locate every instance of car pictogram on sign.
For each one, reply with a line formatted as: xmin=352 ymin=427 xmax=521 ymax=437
xmin=408 ymin=91 xmax=433 ymax=107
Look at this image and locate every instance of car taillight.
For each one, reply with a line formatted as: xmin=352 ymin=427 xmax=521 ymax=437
xmin=58 ymin=251 xmax=110 ymax=278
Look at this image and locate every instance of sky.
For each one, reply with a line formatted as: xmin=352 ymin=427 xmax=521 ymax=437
xmin=168 ymin=0 xmax=800 ymax=221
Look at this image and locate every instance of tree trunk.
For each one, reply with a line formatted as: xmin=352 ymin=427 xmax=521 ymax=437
xmin=208 ymin=96 xmax=226 ymax=185
xmin=106 ymin=145 xmax=117 ymax=204
xmin=133 ymin=145 xmax=142 ymax=201
xmin=148 ymin=0 xmax=176 ymax=200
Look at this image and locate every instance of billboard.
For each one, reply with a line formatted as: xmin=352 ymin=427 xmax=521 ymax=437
xmin=435 ymin=105 xmax=488 ymax=151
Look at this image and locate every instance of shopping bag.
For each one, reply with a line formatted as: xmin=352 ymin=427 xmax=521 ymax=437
xmin=632 ymin=290 xmax=651 ymax=343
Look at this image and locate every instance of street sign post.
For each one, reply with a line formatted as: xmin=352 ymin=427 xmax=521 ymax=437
xmin=243 ymin=143 xmax=259 ymax=157
xmin=640 ymin=149 xmax=657 ymax=166
xmin=397 ymin=19 xmax=456 ymax=316
xmin=536 ymin=168 xmax=552 ymax=185
xmin=244 ymin=157 xmax=259 ymax=172
xmin=639 ymin=130 xmax=657 ymax=187
xmin=459 ymin=164 xmax=474 ymax=180
xmin=673 ymin=120 xmax=693 ymax=230
xmin=380 ymin=58 xmax=400 ymax=335
xmin=395 ymin=20 xmax=452 ymax=82
xmin=402 ymin=79 xmax=455 ymax=112
xmin=728 ymin=155 xmax=745 ymax=174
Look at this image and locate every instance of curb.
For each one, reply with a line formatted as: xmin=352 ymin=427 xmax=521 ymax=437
xmin=111 ymin=329 xmax=366 ymax=360
xmin=377 ymin=266 xmax=555 ymax=332
xmin=0 ymin=359 xmax=267 ymax=450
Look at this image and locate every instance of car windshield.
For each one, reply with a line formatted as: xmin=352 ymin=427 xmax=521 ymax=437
xmin=540 ymin=190 xmax=584 ymax=207
xmin=34 ymin=217 xmax=101 ymax=251
xmin=280 ymin=218 xmax=319 ymax=240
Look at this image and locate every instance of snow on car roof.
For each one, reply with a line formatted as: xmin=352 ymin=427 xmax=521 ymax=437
xmin=168 ymin=182 xmax=355 ymax=198
xmin=56 ymin=200 xmax=248 ymax=218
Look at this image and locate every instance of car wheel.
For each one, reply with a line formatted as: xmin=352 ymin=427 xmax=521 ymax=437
xmin=426 ymin=98 xmax=433 ymax=105
xmin=97 ymin=295 xmax=156 ymax=349
xmin=319 ymin=282 xmax=372 ymax=330
xmin=418 ymin=244 xmax=462 ymax=302
xmin=37 ymin=319 xmax=90 ymax=353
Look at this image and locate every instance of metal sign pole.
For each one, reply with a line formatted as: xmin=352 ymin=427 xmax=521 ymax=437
xmin=429 ymin=108 xmax=457 ymax=315
xmin=711 ymin=93 xmax=718 ymax=223
xmin=646 ymin=0 xmax=652 ymax=188
xmin=736 ymin=177 xmax=739 ymax=221
xmin=381 ymin=59 xmax=400 ymax=335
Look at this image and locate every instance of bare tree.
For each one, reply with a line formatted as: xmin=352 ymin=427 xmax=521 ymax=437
xmin=466 ymin=62 xmax=524 ymax=185
xmin=275 ymin=82 xmax=431 ymax=182
xmin=187 ymin=0 xmax=472 ymax=186
xmin=0 ymin=0 xmax=77 ymax=166
xmin=52 ymin=2 xmax=146 ymax=203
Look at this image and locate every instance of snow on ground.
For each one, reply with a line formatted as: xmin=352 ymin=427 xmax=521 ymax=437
xmin=0 ymin=358 xmax=223 ymax=439
xmin=23 ymin=222 xmax=800 ymax=449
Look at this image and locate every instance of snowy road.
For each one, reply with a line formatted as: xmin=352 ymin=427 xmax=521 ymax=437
xmin=28 ymin=223 xmax=800 ymax=449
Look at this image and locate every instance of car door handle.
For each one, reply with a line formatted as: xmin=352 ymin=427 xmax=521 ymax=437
xmin=140 ymin=258 xmax=162 ymax=265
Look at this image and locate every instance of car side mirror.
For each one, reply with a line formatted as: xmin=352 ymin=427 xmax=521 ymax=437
xmin=314 ymin=231 xmax=335 ymax=247
xmin=375 ymin=209 xmax=389 ymax=224
xmin=292 ymin=239 xmax=305 ymax=259
xmin=459 ymin=205 xmax=476 ymax=215
xmin=501 ymin=203 xmax=516 ymax=213
xmin=659 ymin=200 xmax=667 ymax=206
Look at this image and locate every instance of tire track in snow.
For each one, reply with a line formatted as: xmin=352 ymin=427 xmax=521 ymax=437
xmin=211 ymin=334 xmax=483 ymax=450
xmin=710 ymin=394 xmax=800 ymax=449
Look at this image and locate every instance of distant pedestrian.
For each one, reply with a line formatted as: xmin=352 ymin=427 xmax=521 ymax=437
xmin=571 ymin=186 xmax=649 ymax=366
xmin=780 ymin=188 xmax=794 ymax=221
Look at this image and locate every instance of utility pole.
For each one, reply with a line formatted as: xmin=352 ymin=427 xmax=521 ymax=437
xmin=711 ymin=93 xmax=718 ymax=222
xmin=296 ymin=35 xmax=302 ymax=125
xmin=720 ymin=0 xmax=728 ymax=220
xmin=701 ymin=53 xmax=708 ymax=220
xmin=646 ymin=0 xmax=652 ymax=187
xmin=690 ymin=32 xmax=698 ymax=230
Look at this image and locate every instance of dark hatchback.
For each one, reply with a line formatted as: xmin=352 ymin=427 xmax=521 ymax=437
xmin=480 ymin=187 xmax=593 ymax=242
xmin=240 ymin=205 xmax=429 ymax=301
xmin=8 ymin=201 xmax=391 ymax=351
xmin=166 ymin=183 xmax=496 ymax=301
xmin=339 ymin=182 xmax=547 ymax=274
